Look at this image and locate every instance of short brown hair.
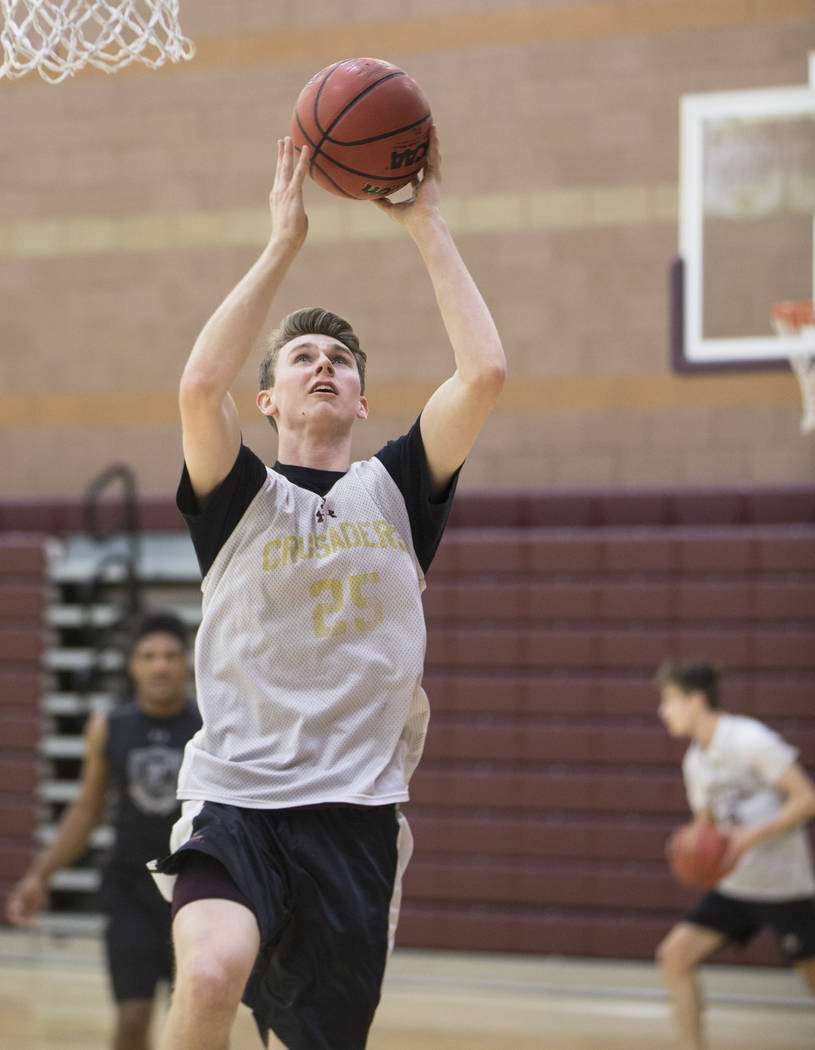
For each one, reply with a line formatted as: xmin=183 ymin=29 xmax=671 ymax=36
xmin=131 ymin=610 xmax=188 ymax=651
xmin=655 ymin=659 xmax=720 ymax=709
xmin=258 ymin=307 xmax=367 ymax=430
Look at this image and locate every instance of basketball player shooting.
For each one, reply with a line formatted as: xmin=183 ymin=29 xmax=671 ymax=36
xmin=149 ymin=128 xmax=506 ymax=1050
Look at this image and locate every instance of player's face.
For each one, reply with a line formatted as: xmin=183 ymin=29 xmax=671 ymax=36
xmin=128 ymin=632 xmax=189 ymax=710
xmin=657 ymin=684 xmax=695 ymax=737
xmin=263 ymin=333 xmax=367 ymax=432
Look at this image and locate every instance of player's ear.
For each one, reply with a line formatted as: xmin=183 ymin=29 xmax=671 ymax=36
xmin=356 ymin=396 xmax=368 ymax=422
xmin=257 ymin=389 xmax=277 ymax=420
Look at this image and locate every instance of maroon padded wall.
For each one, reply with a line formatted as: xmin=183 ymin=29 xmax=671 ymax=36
xmin=0 ymin=487 xmax=813 ymax=966
xmin=396 ymin=492 xmax=815 ymax=965
xmin=0 ymin=536 xmax=46 ymax=918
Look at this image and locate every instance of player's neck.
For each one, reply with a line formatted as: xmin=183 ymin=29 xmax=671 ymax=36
xmin=137 ymin=694 xmax=187 ymax=719
xmin=693 ymin=709 xmax=721 ymax=749
xmin=275 ymin=427 xmax=352 ymax=472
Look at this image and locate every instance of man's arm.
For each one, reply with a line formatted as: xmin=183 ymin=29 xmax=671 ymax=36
xmin=726 ymin=761 xmax=815 ymax=865
xmin=375 ymin=127 xmax=506 ymax=499
xmin=5 ymin=712 xmax=110 ymax=927
xmin=179 ymin=138 xmax=310 ymax=505
xmin=690 ymin=806 xmax=715 ymax=825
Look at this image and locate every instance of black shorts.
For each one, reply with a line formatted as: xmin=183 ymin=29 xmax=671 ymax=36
xmin=100 ymin=863 xmax=174 ymax=1001
xmin=687 ymin=890 xmax=815 ymax=962
xmin=153 ymin=801 xmax=402 ymax=1050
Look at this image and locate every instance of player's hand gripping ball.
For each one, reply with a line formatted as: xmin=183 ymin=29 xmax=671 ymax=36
xmin=291 ymin=57 xmax=432 ymax=200
xmin=666 ymin=823 xmax=734 ymax=889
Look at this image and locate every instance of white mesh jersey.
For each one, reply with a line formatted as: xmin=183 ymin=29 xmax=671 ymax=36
xmin=683 ymin=713 xmax=815 ymax=900
xmin=176 ymin=455 xmax=430 ymax=809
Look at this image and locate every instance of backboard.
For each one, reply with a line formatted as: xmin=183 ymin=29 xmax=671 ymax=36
xmin=672 ymin=53 xmax=815 ymax=372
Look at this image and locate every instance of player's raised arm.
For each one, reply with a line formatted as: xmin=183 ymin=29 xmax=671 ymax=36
xmin=374 ymin=126 xmax=506 ymax=498
xmin=179 ymin=138 xmax=310 ymax=503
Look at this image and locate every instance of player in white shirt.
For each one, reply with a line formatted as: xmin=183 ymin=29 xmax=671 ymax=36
xmin=149 ymin=128 xmax=505 ymax=1050
xmin=655 ymin=660 xmax=815 ymax=1050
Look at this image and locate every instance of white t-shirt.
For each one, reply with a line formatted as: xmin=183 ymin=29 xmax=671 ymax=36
xmin=683 ymin=713 xmax=815 ymax=900
xmin=177 ymin=455 xmax=430 ymax=809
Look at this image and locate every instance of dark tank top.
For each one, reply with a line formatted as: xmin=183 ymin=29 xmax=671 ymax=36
xmin=104 ymin=699 xmax=201 ymax=866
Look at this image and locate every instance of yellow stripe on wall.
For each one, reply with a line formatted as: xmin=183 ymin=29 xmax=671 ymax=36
xmin=103 ymin=1 xmax=815 ymax=76
xmin=4 ymin=0 xmax=809 ymax=88
xmin=0 ymin=372 xmax=799 ymax=431
xmin=0 ymin=183 xmax=678 ymax=259
xmin=188 ymin=0 xmax=815 ymax=70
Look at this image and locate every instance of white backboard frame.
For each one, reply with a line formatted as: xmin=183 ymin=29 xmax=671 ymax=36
xmin=677 ymin=62 xmax=815 ymax=369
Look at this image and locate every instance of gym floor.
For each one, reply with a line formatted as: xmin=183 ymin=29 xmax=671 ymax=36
xmin=0 ymin=928 xmax=812 ymax=1049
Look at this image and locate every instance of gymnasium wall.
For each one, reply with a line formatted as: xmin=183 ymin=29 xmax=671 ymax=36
xmin=1 ymin=1 xmax=815 ymax=498
xmin=1 ymin=487 xmax=814 ymax=970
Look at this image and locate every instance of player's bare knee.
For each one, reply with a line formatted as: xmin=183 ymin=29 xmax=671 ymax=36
xmin=655 ymin=928 xmax=674 ymax=963
xmin=655 ymin=936 xmax=675 ymax=971
xmin=175 ymin=953 xmax=247 ymax=1016
xmin=656 ymin=929 xmax=690 ymax=976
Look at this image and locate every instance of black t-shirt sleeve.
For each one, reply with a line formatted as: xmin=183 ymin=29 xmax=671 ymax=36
xmin=375 ymin=414 xmax=460 ymax=574
xmin=176 ymin=444 xmax=267 ymax=577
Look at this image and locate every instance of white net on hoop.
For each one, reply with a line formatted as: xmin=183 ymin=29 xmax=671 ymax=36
xmin=770 ymin=301 xmax=815 ymax=435
xmin=0 ymin=0 xmax=194 ymax=83
xmin=789 ymin=352 xmax=815 ymax=435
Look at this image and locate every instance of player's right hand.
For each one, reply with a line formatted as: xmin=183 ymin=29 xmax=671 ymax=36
xmin=5 ymin=873 xmax=47 ymax=928
xmin=269 ymin=136 xmax=310 ymax=252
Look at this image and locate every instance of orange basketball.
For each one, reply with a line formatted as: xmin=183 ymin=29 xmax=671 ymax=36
xmin=666 ymin=823 xmax=733 ymax=889
xmin=291 ymin=57 xmax=432 ymax=200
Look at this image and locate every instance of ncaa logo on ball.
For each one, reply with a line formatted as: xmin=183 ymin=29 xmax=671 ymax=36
xmin=390 ymin=141 xmax=428 ymax=171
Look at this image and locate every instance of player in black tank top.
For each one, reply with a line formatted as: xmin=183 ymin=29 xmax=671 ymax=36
xmin=5 ymin=612 xmax=200 ymax=1050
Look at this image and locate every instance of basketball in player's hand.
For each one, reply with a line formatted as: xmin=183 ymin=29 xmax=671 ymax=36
xmin=666 ymin=823 xmax=734 ymax=889
xmin=291 ymin=57 xmax=432 ymax=200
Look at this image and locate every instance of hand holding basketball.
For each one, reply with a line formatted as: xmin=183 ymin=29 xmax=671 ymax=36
xmin=269 ymin=136 xmax=310 ymax=252
xmin=719 ymin=824 xmax=762 ymax=867
xmin=666 ymin=822 xmax=735 ymax=889
xmin=373 ymin=124 xmax=442 ymax=225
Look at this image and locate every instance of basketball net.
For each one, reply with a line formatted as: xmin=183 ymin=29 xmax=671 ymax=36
xmin=0 ymin=0 xmax=194 ymax=83
xmin=770 ymin=301 xmax=815 ymax=435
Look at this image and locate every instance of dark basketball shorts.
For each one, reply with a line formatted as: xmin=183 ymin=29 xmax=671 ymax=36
xmin=686 ymin=890 xmax=815 ymax=962
xmin=99 ymin=862 xmax=174 ymax=1001
xmin=151 ymin=801 xmax=406 ymax=1050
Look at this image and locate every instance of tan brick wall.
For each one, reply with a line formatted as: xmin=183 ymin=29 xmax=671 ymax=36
xmin=1 ymin=1 xmax=814 ymax=498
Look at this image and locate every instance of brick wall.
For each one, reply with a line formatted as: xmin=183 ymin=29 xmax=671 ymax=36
xmin=1 ymin=1 xmax=814 ymax=499
xmin=0 ymin=536 xmax=47 ymax=917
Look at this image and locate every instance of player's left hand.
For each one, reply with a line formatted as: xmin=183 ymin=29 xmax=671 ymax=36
xmin=373 ymin=123 xmax=442 ymax=226
xmin=721 ymin=825 xmax=761 ymax=869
